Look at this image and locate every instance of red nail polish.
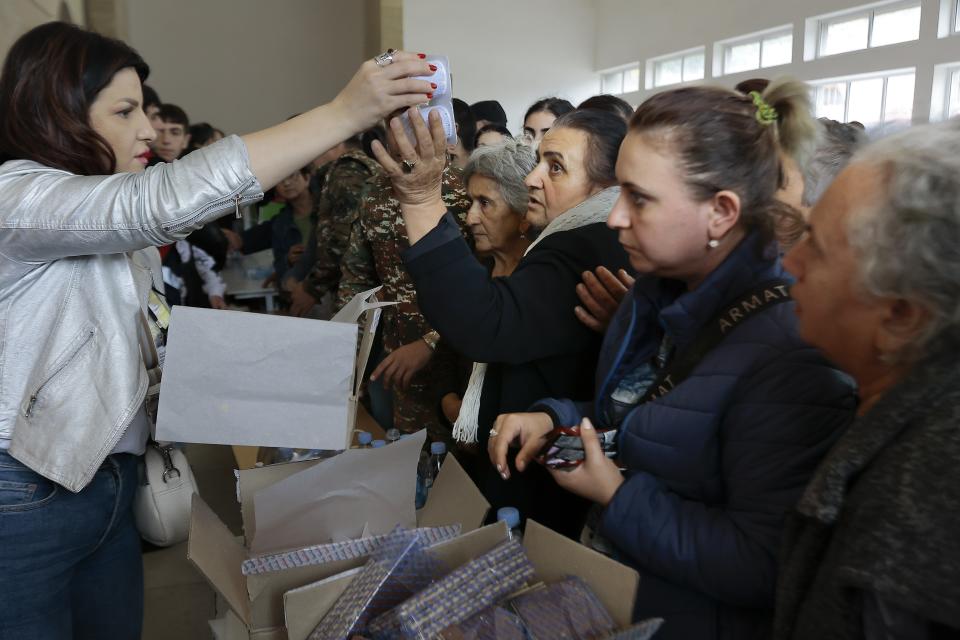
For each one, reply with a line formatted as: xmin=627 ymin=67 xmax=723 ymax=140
xmin=429 ymin=64 xmax=437 ymax=72
xmin=418 ymin=53 xmax=426 ymax=59
xmin=431 ymin=83 xmax=438 ymax=89
xmin=426 ymin=93 xmax=433 ymax=99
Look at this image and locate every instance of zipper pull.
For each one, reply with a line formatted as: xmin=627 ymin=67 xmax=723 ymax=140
xmin=24 ymin=395 xmax=37 ymax=418
xmin=234 ymin=195 xmax=242 ymax=219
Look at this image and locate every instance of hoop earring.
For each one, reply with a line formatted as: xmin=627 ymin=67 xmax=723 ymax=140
xmin=707 ymin=239 xmax=720 ymax=249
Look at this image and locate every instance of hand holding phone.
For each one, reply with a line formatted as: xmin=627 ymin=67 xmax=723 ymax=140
xmin=535 ymin=424 xmax=618 ymax=471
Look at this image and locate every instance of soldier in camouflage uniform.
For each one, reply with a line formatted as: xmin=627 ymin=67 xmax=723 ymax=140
xmin=337 ymin=166 xmax=471 ymax=440
xmin=289 ymin=147 xmax=382 ymax=316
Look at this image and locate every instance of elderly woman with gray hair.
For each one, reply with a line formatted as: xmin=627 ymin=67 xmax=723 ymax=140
xmin=439 ymin=139 xmax=535 ymax=424
xmin=775 ymin=120 xmax=960 ymax=639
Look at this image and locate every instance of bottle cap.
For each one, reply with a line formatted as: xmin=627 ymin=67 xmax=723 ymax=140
xmin=371 ymin=439 xmax=386 ymax=448
xmin=430 ymin=441 xmax=446 ymax=455
xmin=386 ymin=428 xmax=401 ymax=442
xmin=357 ymin=431 xmax=372 ymax=445
xmin=496 ymin=506 xmax=520 ymax=529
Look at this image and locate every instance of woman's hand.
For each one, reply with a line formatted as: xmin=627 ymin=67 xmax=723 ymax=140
xmin=574 ymin=267 xmax=635 ymax=333
xmin=371 ymin=107 xmax=449 ymax=244
xmin=487 ymin=412 xmax=554 ymax=480
xmin=549 ymin=418 xmax=624 ymax=506
xmin=330 ymin=52 xmax=436 ymax=134
xmin=370 ymin=339 xmax=434 ymax=391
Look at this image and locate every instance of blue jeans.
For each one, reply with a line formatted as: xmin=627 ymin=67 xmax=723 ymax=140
xmin=0 ymin=450 xmax=143 ymax=640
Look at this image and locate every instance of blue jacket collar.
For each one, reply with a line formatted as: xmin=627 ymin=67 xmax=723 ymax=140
xmin=638 ymin=232 xmax=786 ymax=350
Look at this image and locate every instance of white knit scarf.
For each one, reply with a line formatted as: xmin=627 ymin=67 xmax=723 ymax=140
xmin=452 ymin=186 xmax=621 ymax=443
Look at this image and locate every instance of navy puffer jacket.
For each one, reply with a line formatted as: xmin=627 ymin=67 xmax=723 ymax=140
xmin=535 ymin=234 xmax=856 ymax=640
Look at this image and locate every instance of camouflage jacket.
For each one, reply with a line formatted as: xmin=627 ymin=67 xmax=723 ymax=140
xmin=301 ymin=150 xmax=382 ymax=300
xmin=337 ymin=166 xmax=471 ymax=352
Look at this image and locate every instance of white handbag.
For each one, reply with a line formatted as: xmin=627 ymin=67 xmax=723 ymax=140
xmin=131 ymin=288 xmax=198 ymax=547
xmin=134 ymin=441 xmax=198 ymax=546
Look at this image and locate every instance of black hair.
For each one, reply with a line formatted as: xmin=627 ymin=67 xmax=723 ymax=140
xmin=524 ymin=97 xmax=575 ymax=126
xmin=362 ymin=125 xmax=387 ymax=160
xmin=550 ymin=109 xmax=626 ymax=186
xmin=473 ymin=123 xmax=513 ymax=148
xmin=470 ymin=100 xmax=507 ymax=126
xmin=157 ymin=103 xmax=189 ymax=129
xmin=577 ymin=94 xmax=634 ymax=122
xmin=185 ymin=122 xmax=225 ymax=154
xmin=452 ymin=98 xmax=477 ymax=152
xmin=142 ymin=84 xmax=161 ymax=110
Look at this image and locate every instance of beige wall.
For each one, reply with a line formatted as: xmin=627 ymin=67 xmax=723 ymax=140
xmin=125 ymin=0 xmax=371 ymax=135
xmin=403 ymin=0 xmax=600 ymax=131
xmin=1 ymin=0 xmax=85 ymax=65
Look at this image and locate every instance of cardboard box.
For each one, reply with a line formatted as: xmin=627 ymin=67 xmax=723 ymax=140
xmin=189 ymin=452 xmax=489 ymax=638
xmin=281 ymin=519 xmax=640 ymax=640
xmin=158 ymin=287 xmax=391 ymax=452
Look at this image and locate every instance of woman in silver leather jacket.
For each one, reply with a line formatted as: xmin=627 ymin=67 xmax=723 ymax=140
xmin=0 ymin=22 xmax=433 ymax=639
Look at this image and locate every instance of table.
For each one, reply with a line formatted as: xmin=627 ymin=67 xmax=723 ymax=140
xmin=220 ymin=249 xmax=278 ymax=313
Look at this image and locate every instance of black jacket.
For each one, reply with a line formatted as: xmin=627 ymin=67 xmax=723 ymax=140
xmin=403 ymin=213 xmax=631 ymax=536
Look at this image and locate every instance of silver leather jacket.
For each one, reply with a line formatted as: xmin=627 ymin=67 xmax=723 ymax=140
xmin=0 ymin=136 xmax=263 ymax=492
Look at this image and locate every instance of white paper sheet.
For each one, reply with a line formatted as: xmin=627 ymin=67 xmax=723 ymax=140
xmin=155 ymin=307 xmax=357 ymax=450
xmin=249 ymin=430 xmax=426 ymax=554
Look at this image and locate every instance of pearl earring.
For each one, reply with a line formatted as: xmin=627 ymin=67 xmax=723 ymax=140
xmin=707 ymin=239 xmax=720 ymax=249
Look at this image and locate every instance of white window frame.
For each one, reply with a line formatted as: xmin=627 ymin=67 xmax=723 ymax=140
xmin=804 ymin=0 xmax=922 ymax=60
xmin=713 ymin=24 xmax=793 ymax=77
xmin=810 ymin=67 xmax=916 ymax=126
xmin=600 ymin=63 xmax=641 ymax=96
xmin=937 ymin=0 xmax=960 ymax=36
xmin=930 ymin=62 xmax=960 ymax=120
xmin=645 ymin=46 xmax=706 ymax=90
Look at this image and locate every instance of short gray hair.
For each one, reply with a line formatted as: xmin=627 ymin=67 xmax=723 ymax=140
xmin=801 ymin=118 xmax=866 ymax=207
xmin=847 ymin=119 xmax=960 ymax=360
xmin=463 ymin=138 xmax=536 ymax=214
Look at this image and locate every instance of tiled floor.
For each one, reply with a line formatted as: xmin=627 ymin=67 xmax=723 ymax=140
xmin=142 ymin=444 xmax=243 ymax=640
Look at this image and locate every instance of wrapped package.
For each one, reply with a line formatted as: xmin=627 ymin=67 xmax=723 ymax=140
xmin=437 ymin=606 xmax=526 ymax=640
xmin=507 ymin=576 xmax=616 ymax=639
xmin=368 ymin=540 xmax=534 ymax=639
xmin=242 ymin=525 xmax=461 ymax=576
xmin=309 ymin=529 xmax=439 ymax=640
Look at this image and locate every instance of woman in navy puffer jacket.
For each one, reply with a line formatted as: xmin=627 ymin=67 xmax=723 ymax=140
xmin=489 ymin=79 xmax=857 ymax=640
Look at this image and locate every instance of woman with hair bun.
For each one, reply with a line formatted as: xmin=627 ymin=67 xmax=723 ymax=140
xmin=490 ymin=79 xmax=857 ymax=639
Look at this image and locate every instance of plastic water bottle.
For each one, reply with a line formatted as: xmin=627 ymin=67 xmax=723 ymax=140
xmin=356 ymin=431 xmax=372 ymax=448
xmin=385 ymin=428 xmax=402 ymax=444
xmin=371 ymin=439 xmax=386 ymax=449
xmin=425 ymin=442 xmax=446 ymax=489
xmin=415 ymin=449 xmax=430 ymax=509
xmin=497 ymin=507 xmax=522 ymax=542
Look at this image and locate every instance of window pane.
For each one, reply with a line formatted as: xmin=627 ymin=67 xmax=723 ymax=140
xmin=655 ymin=58 xmax=683 ymax=87
xmin=883 ymin=73 xmax=915 ymax=123
xmin=821 ymin=15 xmax=869 ymax=56
xmin=602 ymin=71 xmax=623 ymax=94
xmin=623 ymin=67 xmax=640 ymax=93
xmin=725 ymin=41 xmax=760 ymax=74
xmin=950 ymin=70 xmax=960 ymax=118
xmin=761 ymin=33 xmax=793 ymax=68
xmin=815 ymin=83 xmax=848 ymax=121
xmin=871 ymin=5 xmax=921 ymax=47
xmin=683 ymin=52 xmax=705 ymax=81
xmin=846 ymin=77 xmax=884 ymax=126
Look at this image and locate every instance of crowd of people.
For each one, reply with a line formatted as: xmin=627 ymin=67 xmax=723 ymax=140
xmin=0 ymin=21 xmax=958 ymax=640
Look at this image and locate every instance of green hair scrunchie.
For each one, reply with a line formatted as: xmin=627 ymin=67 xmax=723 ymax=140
xmin=749 ymin=91 xmax=778 ymax=126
